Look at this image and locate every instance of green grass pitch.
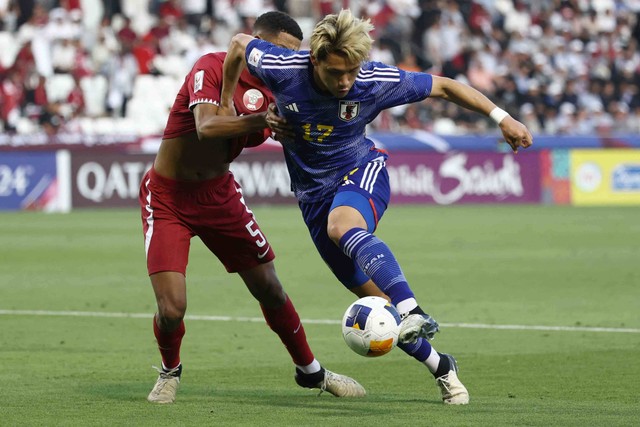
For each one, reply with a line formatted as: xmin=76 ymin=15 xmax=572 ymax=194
xmin=1 ymin=205 xmax=639 ymax=426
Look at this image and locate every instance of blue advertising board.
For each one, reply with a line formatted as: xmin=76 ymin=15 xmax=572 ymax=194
xmin=0 ymin=152 xmax=59 ymax=211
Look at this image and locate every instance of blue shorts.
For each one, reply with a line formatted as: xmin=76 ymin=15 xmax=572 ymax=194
xmin=299 ymin=157 xmax=390 ymax=289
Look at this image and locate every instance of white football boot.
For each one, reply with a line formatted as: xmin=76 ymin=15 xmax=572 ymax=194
xmin=398 ymin=313 xmax=439 ymax=344
xmin=295 ymin=368 xmax=366 ymax=397
xmin=435 ymin=354 xmax=469 ymax=405
xmin=147 ymin=365 xmax=181 ymax=404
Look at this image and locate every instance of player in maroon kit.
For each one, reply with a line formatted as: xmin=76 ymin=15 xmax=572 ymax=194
xmin=139 ymin=11 xmax=365 ymax=404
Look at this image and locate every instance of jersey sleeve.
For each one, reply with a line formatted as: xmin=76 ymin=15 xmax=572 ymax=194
xmin=186 ymin=54 xmax=224 ymax=110
xmin=372 ymin=64 xmax=434 ymax=111
xmin=244 ymin=38 xmax=297 ymax=90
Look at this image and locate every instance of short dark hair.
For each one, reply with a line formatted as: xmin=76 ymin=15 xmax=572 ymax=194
xmin=254 ymin=11 xmax=303 ymax=41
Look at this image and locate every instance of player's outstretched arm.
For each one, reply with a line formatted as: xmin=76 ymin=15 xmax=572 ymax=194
xmin=220 ymin=33 xmax=255 ymax=111
xmin=430 ymin=75 xmax=533 ymax=153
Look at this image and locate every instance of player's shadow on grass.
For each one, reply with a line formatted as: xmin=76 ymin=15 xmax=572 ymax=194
xmin=241 ymin=395 xmax=443 ymax=413
xmin=87 ymin=383 xmax=442 ymax=408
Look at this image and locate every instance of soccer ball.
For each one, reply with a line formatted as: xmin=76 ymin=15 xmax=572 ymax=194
xmin=341 ymin=296 xmax=402 ymax=357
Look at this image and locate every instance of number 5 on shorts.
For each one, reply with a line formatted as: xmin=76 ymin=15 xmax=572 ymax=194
xmin=245 ymin=220 xmax=267 ymax=248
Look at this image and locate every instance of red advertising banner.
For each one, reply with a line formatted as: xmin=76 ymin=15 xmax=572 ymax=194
xmin=68 ymin=150 xmax=542 ymax=208
xmin=234 ymin=151 xmax=542 ymax=205
xmin=71 ymin=152 xmax=155 ymax=208
xmin=230 ymin=151 xmax=295 ymax=204
xmin=68 ymin=151 xmax=294 ymax=208
xmin=387 ymin=152 xmax=541 ymax=204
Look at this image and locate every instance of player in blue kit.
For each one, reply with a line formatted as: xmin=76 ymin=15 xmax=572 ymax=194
xmin=220 ymin=9 xmax=533 ymax=405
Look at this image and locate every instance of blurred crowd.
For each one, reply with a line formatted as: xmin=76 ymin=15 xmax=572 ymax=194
xmin=1 ymin=0 xmax=640 ymax=137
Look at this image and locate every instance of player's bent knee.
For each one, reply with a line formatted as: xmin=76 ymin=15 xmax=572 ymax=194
xmin=156 ymin=315 xmax=184 ymax=333
xmin=150 ymin=271 xmax=187 ymax=325
xmin=327 ymin=221 xmax=351 ymax=244
xmin=327 ymin=205 xmax=369 ymax=244
xmin=155 ymin=295 xmax=187 ymax=327
xmin=157 ymin=304 xmax=186 ymax=326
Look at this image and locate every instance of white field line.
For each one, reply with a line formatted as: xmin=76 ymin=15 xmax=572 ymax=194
xmin=1 ymin=309 xmax=639 ymax=334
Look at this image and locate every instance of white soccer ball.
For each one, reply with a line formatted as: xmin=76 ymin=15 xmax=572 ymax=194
xmin=341 ymin=296 xmax=402 ymax=357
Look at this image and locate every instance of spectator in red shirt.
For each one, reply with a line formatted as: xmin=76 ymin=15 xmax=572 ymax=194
xmin=147 ymin=16 xmax=171 ymax=50
xmin=67 ymin=74 xmax=86 ymax=116
xmin=158 ymin=0 xmax=183 ymax=21
xmin=1 ymin=69 xmax=24 ymax=131
xmin=59 ymin=0 xmax=82 ymax=12
xmin=23 ymin=73 xmax=48 ymax=121
xmin=117 ymin=16 xmax=138 ymax=46
xmin=12 ymin=40 xmax=36 ymax=81
xmin=132 ymin=37 xmax=157 ymax=74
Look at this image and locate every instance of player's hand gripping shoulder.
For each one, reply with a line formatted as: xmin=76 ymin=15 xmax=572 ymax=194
xmin=265 ymin=103 xmax=294 ymax=140
xmin=498 ymin=115 xmax=533 ymax=154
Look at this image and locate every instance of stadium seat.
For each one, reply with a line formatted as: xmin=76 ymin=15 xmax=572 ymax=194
xmin=93 ymin=117 xmax=119 ymax=134
xmin=0 ymin=32 xmax=19 ymax=69
xmin=80 ymin=75 xmax=108 ymax=117
xmin=127 ymin=75 xmax=175 ymax=135
xmin=113 ymin=117 xmax=138 ymax=135
xmin=77 ymin=117 xmax=96 ymax=135
xmin=153 ymin=55 xmax=189 ymax=79
xmin=156 ymin=76 xmax=182 ymax=105
xmin=16 ymin=117 xmax=37 ymax=135
xmin=45 ymin=74 xmax=75 ymax=103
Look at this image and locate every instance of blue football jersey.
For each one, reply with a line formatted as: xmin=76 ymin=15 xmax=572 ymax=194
xmin=245 ymin=38 xmax=434 ymax=202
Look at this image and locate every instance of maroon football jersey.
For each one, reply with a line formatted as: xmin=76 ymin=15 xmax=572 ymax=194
xmin=163 ymin=52 xmax=272 ymax=160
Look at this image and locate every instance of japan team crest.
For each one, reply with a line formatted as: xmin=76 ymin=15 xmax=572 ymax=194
xmin=243 ymin=89 xmax=265 ymax=111
xmin=339 ymin=101 xmax=360 ymax=121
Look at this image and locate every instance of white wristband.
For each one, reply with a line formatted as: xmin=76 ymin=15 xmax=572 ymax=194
xmin=489 ymin=107 xmax=509 ymax=124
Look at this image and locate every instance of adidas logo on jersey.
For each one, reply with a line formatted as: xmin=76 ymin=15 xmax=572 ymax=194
xmin=284 ymin=103 xmax=299 ymax=112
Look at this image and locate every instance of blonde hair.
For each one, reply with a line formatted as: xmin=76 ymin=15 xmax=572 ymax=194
xmin=310 ymin=9 xmax=374 ymax=63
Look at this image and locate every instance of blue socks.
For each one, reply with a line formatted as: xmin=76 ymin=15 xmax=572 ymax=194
xmin=398 ymin=338 xmax=433 ymax=363
xmin=340 ymin=227 xmax=437 ymax=367
xmin=339 ymin=228 xmax=415 ymax=305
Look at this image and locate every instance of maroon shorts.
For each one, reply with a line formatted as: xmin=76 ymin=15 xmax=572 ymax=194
xmin=139 ymin=167 xmax=275 ymax=275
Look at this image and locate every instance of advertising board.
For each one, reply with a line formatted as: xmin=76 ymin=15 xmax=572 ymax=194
xmin=67 ymin=150 xmax=543 ymax=207
xmin=0 ymin=151 xmax=69 ymax=211
xmin=387 ymin=152 xmax=541 ymax=204
xmin=570 ymin=150 xmax=640 ymax=205
xmin=70 ymin=152 xmax=155 ymax=208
